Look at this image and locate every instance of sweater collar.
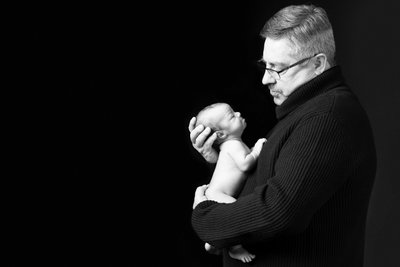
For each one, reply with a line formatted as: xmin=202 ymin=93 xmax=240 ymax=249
xmin=275 ymin=66 xmax=345 ymax=120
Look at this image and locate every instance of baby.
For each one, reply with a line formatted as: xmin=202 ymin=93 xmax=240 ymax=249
xmin=195 ymin=102 xmax=266 ymax=263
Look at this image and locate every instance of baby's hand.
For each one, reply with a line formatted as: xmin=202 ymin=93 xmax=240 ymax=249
xmin=252 ymin=138 xmax=267 ymax=155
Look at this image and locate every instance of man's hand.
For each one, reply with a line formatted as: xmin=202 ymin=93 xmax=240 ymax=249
xmin=193 ymin=184 xmax=209 ymax=209
xmin=188 ymin=117 xmax=218 ymax=163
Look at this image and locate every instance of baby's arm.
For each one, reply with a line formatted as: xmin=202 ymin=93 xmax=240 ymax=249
xmin=227 ymin=138 xmax=267 ymax=171
xmin=251 ymin=138 xmax=267 ymax=157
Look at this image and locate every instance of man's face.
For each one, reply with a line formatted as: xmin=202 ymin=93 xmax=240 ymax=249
xmin=261 ymin=38 xmax=316 ymax=105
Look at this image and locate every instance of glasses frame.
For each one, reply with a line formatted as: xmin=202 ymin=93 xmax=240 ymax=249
xmin=257 ymin=53 xmax=318 ymax=80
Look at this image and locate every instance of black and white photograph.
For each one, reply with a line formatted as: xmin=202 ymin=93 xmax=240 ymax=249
xmin=11 ymin=0 xmax=400 ymax=266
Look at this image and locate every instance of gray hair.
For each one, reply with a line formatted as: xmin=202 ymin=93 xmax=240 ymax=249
xmin=260 ymin=4 xmax=336 ymax=65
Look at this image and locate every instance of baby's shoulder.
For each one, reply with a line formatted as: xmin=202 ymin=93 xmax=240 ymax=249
xmin=220 ymin=139 xmax=248 ymax=151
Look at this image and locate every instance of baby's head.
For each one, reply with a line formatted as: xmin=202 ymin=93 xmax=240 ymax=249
xmin=195 ymin=103 xmax=246 ymax=145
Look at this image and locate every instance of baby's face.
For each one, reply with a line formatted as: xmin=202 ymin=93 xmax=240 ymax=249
xmin=212 ymin=104 xmax=246 ymax=137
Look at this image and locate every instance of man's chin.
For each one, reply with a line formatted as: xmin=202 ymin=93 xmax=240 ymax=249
xmin=273 ymin=97 xmax=283 ymax=106
xmin=273 ymin=96 xmax=287 ymax=106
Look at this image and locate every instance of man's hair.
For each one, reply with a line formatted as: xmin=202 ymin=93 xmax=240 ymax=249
xmin=260 ymin=4 xmax=336 ymax=66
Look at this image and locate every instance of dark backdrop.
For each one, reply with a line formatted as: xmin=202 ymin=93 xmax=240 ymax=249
xmin=15 ymin=0 xmax=399 ymax=266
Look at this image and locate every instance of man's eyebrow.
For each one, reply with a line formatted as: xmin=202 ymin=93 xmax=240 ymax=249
xmin=259 ymin=58 xmax=284 ymax=68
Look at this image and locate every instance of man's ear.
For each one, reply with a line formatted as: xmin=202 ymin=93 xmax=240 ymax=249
xmin=314 ymin=53 xmax=327 ymax=75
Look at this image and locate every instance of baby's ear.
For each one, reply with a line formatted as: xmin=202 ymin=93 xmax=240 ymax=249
xmin=216 ymin=131 xmax=227 ymax=140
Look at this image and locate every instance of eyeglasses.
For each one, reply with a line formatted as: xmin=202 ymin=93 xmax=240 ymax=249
xmin=257 ymin=54 xmax=318 ymax=80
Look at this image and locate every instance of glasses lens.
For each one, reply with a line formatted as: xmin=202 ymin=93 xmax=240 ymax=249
xmin=267 ymin=69 xmax=280 ymax=80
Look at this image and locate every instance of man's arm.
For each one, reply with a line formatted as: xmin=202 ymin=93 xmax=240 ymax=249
xmin=192 ymin=115 xmax=353 ymax=248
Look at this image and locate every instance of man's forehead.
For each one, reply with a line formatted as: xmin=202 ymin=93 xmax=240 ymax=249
xmin=262 ymin=38 xmax=295 ymax=64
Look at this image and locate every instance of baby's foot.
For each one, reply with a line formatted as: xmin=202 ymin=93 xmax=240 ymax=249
xmin=228 ymin=245 xmax=256 ymax=263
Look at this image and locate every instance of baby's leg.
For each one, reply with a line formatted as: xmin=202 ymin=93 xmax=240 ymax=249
xmin=205 ymin=189 xmax=236 ymax=204
xmin=228 ymin=244 xmax=256 ymax=263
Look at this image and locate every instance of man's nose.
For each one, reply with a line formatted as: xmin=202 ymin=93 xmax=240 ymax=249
xmin=235 ymin=112 xmax=241 ymax=117
xmin=262 ymin=70 xmax=276 ymax=85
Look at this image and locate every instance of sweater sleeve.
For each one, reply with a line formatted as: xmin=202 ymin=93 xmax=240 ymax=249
xmin=191 ymin=114 xmax=353 ymax=248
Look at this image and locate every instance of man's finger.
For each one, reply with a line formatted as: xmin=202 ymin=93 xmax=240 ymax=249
xmin=203 ymin=132 xmax=217 ymax=148
xmin=188 ymin=117 xmax=197 ymax=132
xmin=190 ymin=124 xmax=204 ymax=144
xmin=193 ymin=127 xmax=212 ymax=148
xmin=193 ymin=184 xmax=209 ymax=209
xmin=195 ymin=184 xmax=208 ymax=196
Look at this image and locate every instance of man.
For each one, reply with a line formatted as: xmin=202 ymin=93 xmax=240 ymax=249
xmin=188 ymin=4 xmax=376 ymax=267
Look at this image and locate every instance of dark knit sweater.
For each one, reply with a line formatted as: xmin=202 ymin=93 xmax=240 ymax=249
xmin=192 ymin=66 xmax=377 ymax=267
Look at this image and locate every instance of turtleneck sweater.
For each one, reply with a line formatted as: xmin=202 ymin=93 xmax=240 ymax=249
xmin=192 ymin=66 xmax=377 ymax=267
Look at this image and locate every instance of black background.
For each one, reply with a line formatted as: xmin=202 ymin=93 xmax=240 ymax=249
xmin=12 ymin=0 xmax=400 ymax=266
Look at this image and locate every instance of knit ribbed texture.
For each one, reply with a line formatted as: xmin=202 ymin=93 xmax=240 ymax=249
xmin=192 ymin=66 xmax=377 ymax=267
